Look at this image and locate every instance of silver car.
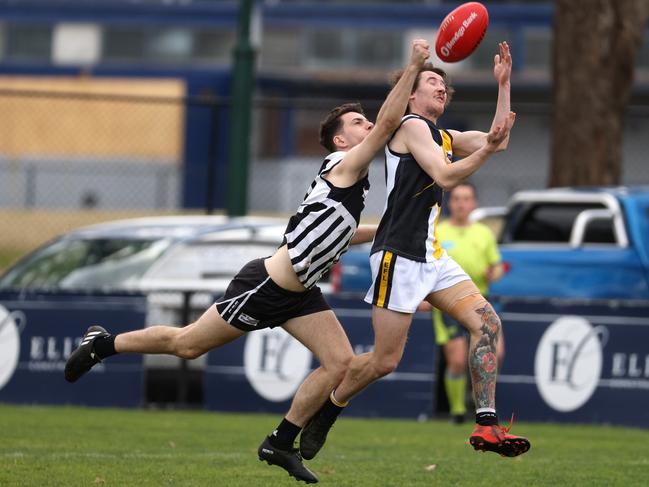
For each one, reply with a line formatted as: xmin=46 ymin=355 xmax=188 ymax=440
xmin=0 ymin=215 xmax=337 ymax=406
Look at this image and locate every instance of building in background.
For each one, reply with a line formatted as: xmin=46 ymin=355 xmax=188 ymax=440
xmin=0 ymin=0 xmax=648 ymax=220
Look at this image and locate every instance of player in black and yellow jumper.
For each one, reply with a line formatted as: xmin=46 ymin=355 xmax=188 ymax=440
xmin=303 ymin=42 xmax=530 ymax=460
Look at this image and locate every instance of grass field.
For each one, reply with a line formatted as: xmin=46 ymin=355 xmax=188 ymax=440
xmin=0 ymin=404 xmax=647 ymax=486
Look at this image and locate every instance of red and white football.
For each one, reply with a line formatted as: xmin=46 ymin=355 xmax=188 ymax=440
xmin=435 ymin=2 xmax=489 ymax=63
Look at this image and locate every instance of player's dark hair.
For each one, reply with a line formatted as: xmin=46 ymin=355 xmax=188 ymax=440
xmin=391 ymin=62 xmax=454 ymax=112
xmin=319 ymin=102 xmax=365 ymax=152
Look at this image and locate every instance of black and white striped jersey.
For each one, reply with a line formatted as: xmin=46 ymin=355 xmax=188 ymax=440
xmin=283 ymin=151 xmax=370 ymax=289
xmin=371 ymin=114 xmax=453 ymax=262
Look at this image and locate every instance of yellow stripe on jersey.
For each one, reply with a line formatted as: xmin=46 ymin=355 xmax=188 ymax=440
xmin=441 ymin=130 xmax=453 ymax=163
xmin=431 ymin=130 xmax=452 ymax=260
xmin=376 ymin=251 xmax=394 ymax=308
xmin=431 ymin=204 xmax=444 ymax=259
xmin=412 ymin=181 xmax=436 ymax=198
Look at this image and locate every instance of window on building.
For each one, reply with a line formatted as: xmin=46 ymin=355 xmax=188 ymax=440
xmin=192 ymin=30 xmax=235 ymax=63
xmin=305 ymin=28 xmax=403 ymax=70
xmin=5 ymin=23 xmax=53 ymax=62
xmin=146 ymin=28 xmax=193 ymax=63
xmin=306 ymin=29 xmax=348 ymax=68
xmin=259 ymin=28 xmax=300 ymax=69
xmin=356 ymin=30 xmax=402 ymax=69
xmin=103 ymin=27 xmax=146 ymax=61
xmin=524 ymin=27 xmax=552 ymax=72
xmin=103 ymin=26 xmax=232 ymax=65
xmin=465 ymin=27 xmax=512 ymax=71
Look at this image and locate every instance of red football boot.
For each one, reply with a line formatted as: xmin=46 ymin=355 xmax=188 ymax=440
xmin=469 ymin=414 xmax=531 ymax=457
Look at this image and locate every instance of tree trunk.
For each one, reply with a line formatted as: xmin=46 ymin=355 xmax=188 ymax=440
xmin=550 ymin=1 xmax=649 ymax=187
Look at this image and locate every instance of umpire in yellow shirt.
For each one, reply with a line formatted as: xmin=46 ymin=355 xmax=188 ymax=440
xmin=433 ymin=182 xmax=504 ymax=423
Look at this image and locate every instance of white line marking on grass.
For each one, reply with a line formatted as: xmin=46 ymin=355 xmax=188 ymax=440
xmin=1 ymin=451 xmax=244 ymax=460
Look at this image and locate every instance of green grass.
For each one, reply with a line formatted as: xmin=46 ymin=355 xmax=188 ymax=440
xmin=0 ymin=404 xmax=647 ymax=486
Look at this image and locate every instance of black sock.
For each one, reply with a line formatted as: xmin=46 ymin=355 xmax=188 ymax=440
xmin=268 ymin=418 xmax=302 ymax=450
xmin=476 ymin=409 xmax=498 ymax=426
xmin=93 ymin=335 xmax=117 ymax=359
xmin=320 ymin=397 xmax=345 ymax=419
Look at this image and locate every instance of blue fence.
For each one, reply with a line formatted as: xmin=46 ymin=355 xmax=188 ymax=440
xmin=0 ymin=291 xmax=147 ymax=407
xmin=2 ymin=291 xmax=648 ymax=427
xmin=494 ymin=298 xmax=649 ymax=428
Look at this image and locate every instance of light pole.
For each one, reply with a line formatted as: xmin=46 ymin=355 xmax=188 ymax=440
xmin=226 ymin=0 xmax=258 ymax=216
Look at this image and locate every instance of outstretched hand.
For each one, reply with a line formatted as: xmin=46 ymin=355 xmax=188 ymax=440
xmin=486 ymin=111 xmax=516 ymax=150
xmin=410 ymin=39 xmax=430 ymax=68
xmin=493 ymin=41 xmax=512 ymax=85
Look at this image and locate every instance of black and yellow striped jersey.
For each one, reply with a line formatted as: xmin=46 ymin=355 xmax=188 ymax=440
xmin=371 ymin=114 xmax=453 ymax=262
xmin=283 ymin=152 xmax=370 ymax=288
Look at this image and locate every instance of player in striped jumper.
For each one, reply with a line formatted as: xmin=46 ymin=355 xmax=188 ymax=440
xmin=300 ymin=42 xmax=530 ymax=460
xmin=64 ymin=40 xmax=431 ymax=484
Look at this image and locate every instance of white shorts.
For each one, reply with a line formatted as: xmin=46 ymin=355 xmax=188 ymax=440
xmin=364 ymin=250 xmax=470 ymax=313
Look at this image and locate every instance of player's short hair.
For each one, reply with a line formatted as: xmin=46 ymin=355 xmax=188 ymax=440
xmin=319 ymin=102 xmax=365 ymax=152
xmin=391 ymin=62 xmax=455 ymax=110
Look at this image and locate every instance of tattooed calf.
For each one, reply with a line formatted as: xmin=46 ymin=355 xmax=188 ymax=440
xmin=468 ymin=304 xmax=501 ymax=409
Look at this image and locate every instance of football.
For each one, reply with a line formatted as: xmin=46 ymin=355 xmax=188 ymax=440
xmin=435 ymin=2 xmax=489 ymax=63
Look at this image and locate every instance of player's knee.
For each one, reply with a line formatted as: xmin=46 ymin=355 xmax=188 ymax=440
xmin=490 ymin=311 xmax=503 ymax=337
xmin=447 ymin=356 xmax=466 ymax=374
xmin=176 ymin=346 xmax=202 ymax=360
xmin=174 ymin=342 xmax=202 ymax=360
xmin=372 ymin=355 xmax=400 ymax=378
xmin=327 ymin=351 xmax=353 ymax=382
xmin=172 ymin=327 xmax=204 ymax=360
xmin=446 ymin=344 xmax=467 ymax=372
xmin=467 ymin=303 xmax=502 ymax=339
xmin=329 ymin=362 xmax=349 ymax=384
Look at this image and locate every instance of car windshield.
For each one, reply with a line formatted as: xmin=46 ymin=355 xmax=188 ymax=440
xmin=144 ymin=241 xmax=278 ymax=281
xmin=0 ymin=238 xmax=171 ymax=290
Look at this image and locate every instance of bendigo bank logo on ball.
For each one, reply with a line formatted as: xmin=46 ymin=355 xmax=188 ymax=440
xmin=438 ymin=11 xmax=478 ymax=59
xmin=435 ymin=2 xmax=489 ymax=63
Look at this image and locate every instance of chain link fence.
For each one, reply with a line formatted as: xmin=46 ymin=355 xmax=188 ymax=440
xmin=250 ymin=97 xmax=649 ymax=215
xmin=2 ymin=79 xmax=649 ymax=271
xmin=0 ymin=77 xmax=188 ymax=269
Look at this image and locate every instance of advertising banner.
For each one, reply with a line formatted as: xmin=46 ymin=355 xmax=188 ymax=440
xmin=0 ymin=291 xmax=147 ymax=408
xmin=494 ymin=298 xmax=649 ymax=428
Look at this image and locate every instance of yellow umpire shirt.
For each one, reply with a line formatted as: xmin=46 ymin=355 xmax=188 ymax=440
xmin=437 ymin=220 xmax=501 ymax=295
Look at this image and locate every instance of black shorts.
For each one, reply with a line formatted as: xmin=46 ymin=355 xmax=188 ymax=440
xmin=215 ymin=258 xmax=331 ymax=332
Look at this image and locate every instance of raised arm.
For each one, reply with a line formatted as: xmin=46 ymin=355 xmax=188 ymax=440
xmin=448 ymin=42 xmax=513 ymax=156
xmin=490 ymin=41 xmax=512 ymax=134
xmin=405 ymin=111 xmax=516 ymax=190
xmin=337 ymin=40 xmax=430 ymax=176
